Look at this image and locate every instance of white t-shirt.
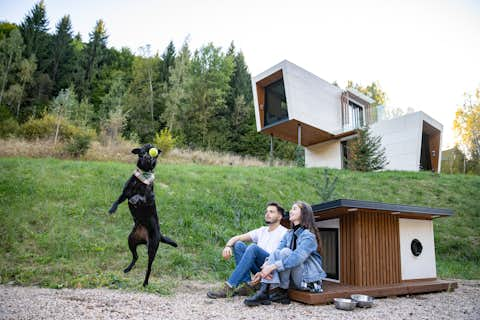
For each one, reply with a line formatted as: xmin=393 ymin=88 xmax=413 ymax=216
xmin=248 ymin=225 xmax=288 ymax=254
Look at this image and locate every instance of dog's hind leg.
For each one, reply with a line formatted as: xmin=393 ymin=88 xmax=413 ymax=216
xmin=124 ymin=225 xmax=147 ymax=273
xmin=160 ymin=234 xmax=178 ymax=247
xmin=143 ymin=237 xmax=159 ymax=287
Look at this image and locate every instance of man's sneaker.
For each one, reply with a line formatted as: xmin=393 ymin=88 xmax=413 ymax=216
xmin=269 ymin=287 xmax=290 ymax=304
xmin=236 ymin=283 xmax=256 ymax=296
xmin=206 ymin=283 xmax=236 ymax=299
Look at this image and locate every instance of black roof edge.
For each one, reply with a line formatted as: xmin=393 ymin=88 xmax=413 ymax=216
xmin=312 ymin=199 xmax=453 ymax=216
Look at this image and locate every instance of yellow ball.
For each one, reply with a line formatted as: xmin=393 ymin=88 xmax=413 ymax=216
xmin=149 ymin=148 xmax=158 ymax=157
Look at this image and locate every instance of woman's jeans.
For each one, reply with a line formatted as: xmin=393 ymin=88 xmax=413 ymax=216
xmin=262 ymin=248 xmax=303 ymax=289
xmin=227 ymin=241 xmax=269 ymax=287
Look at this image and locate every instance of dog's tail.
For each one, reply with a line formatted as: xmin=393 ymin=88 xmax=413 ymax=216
xmin=160 ymin=235 xmax=178 ymax=247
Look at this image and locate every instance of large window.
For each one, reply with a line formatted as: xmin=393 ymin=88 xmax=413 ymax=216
xmin=264 ymin=79 xmax=288 ymax=126
xmin=348 ymin=100 xmax=365 ymax=129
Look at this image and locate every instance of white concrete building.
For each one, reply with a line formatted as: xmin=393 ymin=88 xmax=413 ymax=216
xmin=252 ymin=60 xmax=443 ymax=172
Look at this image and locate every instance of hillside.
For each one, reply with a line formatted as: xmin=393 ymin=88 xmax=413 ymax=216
xmin=0 ymin=157 xmax=478 ymax=293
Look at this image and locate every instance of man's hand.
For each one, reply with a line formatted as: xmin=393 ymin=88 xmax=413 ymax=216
xmin=250 ymin=272 xmax=262 ymax=285
xmin=222 ymin=246 xmax=233 ymax=260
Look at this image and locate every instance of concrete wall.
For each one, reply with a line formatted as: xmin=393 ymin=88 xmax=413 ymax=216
xmin=252 ymin=60 xmax=343 ymax=133
xmin=305 ymin=139 xmax=342 ymax=169
xmin=370 ymin=111 xmax=443 ymax=172
xmin=399 ymin=218 xmax=437 ymax=280
xmin=283 ymin=61 xmax=343 ymax=133
xmin=370 ymin=112 xmax=423 ymax=171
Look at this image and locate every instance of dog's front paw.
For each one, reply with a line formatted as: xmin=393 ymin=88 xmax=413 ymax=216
xmin=108 ymin=205 xmax=117 ymax=214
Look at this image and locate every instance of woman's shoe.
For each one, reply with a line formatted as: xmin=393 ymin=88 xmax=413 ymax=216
xmin=269 ymin=287 xmax=290 ymax=304
xmin=244 ymin=283 xmax=271 ymax=306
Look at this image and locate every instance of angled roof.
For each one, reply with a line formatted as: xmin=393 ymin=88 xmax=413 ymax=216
xmin=312 ymin=199 xmax=453 ymax=219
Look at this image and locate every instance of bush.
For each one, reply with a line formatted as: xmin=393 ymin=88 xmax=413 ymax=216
xmin=64 ymin=131 xmax=95 ymax=158
xmin=0 ymin=118 xmax=20 ymax=138
xmin=153 ymin=128 xmax=176 ymax=155
xmin=20 ymin=114 xmax=81 ymax=141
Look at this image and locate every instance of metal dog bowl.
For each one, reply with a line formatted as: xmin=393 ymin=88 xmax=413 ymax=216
xmin=334 ymin=298 xmax=357 ymax=311
xmin=351 ymin=294 xmax=374 ymax=308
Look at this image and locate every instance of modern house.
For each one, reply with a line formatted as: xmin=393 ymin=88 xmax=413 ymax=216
xmin=251 ymin=60 xmax=443 ymax=172
xmin=289 ymin=199 xmax=457 ymax=305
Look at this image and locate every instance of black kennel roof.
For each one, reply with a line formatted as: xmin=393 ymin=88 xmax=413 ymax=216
xmin=312 ymin=199 xmax=454 ymax=218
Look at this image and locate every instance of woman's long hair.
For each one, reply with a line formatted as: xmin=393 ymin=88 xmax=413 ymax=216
xmin=295 ymin=201 xmax=323 ymax=255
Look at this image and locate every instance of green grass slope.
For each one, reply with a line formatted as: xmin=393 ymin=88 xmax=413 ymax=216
xmin=0 ymin=157 xmax=479 ymax=293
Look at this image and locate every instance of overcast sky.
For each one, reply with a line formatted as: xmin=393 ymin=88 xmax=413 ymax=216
xmin=2 ymin=0 xmax=479 ymax=150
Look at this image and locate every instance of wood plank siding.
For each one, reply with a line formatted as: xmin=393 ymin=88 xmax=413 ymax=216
xmin=339 ymin=210 xmax=401 ymax=286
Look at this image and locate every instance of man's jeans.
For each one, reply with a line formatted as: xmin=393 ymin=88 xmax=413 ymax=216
xmin=227 ymin=241 xmax=269 ymax=288
xmin=262 ymin=248 xmax=303 ymax=289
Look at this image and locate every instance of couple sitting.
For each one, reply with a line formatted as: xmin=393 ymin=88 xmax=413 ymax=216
xmin=207 ymin=201 xmax=326 ymax=306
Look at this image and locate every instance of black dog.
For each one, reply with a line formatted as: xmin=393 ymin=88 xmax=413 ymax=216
xmin=109 ymin=143 xmax=177 ymax=286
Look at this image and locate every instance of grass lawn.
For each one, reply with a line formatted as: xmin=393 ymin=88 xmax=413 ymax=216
xmin=0 ymin=157 xmax=478 ymax=293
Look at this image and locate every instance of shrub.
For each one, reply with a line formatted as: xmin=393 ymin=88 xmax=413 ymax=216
xmin=20 ymin=114 xmax=79 ymax=141
xmin=346 ymin=126 xmax=388 ymax=171
xmin=0 ymin=118 xmax=20 ymax=138
xmin=64 ymin=130 xmax=95 ymax=158
xmin=153 ymin=128 xmax=176 ymax=155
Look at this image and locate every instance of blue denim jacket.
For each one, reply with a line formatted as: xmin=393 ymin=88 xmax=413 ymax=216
xmin=270 ymin=227 xmax=326 ymax=282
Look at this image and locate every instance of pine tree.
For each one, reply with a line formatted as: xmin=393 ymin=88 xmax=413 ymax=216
xmin=50 ymin=15 xmax=74 ymax=93
xmin=161 ymin=40 xmax=191 ymax=135
xmin=81 ymin=20 xmax=108 ymax=99
xmin=346 ymin=126 xmax=388 ymax=171
xmin=160 ymin=41 xmax=175 ymax=85
xmin=19 ymin=0 xmax=49 ymax=62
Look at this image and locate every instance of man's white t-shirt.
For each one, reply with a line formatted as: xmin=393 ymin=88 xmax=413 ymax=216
xmin=248 ymin=225 xmax=288 ymax=254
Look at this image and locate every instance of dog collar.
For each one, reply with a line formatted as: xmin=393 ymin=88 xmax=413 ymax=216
xmin=133 ymin=167 xmax=155 ymax=185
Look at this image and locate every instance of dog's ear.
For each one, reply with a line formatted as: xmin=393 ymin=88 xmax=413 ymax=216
xmin=131 ymin=148 xmax=142 ymax=155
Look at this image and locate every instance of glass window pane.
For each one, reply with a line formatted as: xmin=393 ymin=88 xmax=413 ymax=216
xmin=264 ymin=79 xmax=288 ymax=126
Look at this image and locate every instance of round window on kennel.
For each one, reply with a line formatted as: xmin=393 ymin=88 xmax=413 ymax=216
xmin=411 ymin=238 xmax=423 ymax=257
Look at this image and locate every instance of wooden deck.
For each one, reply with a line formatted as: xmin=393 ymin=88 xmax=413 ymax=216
xmin=289 ymin=279 xmax=458 ymax=305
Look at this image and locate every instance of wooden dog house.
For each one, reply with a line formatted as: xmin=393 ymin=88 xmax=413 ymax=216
xmin=289 ymin=199 xmax=457 ymax=305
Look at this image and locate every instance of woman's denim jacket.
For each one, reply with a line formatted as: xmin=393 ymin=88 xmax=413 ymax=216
xmin=269 ymin=227 xmax=326 ymax=283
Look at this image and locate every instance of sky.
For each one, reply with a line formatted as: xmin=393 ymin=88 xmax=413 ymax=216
xmin=2 ymin=0 xmax=479 ymax=150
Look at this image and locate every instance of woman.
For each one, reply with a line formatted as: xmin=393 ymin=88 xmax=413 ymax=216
xmin=244 ymin=201 xmax=326 ymax=306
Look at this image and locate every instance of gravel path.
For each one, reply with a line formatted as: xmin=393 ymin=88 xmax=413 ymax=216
xmin=0 ymin=280 xmax=478 ymax=320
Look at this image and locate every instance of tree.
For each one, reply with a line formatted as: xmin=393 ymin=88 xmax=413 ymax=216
xmin=454 ymin=89 xmax=480 ymax=161
xmin=0 ymin=28 xmax=24 ymax=106
xmin=160 ymin=41 xmax=175 ymax=85
xmin=82 ymin=19 xmax=108 ymax=99
xmin=162 ymin=40 xmax=191 ymax=134
xmin=347 ymin=80 xmax=386 ymax=122
xmin=51 ymin=87 xmax=77 ymax=144
xmin=124 ymin=52 xmax=162 ymax=142
xmin=50 ymin=15 xmax=74 ymax=93
xmin=98 ymin=72 xmax=126 ymax=121
xmin=19 ymin=0 xmax=49 ymax=63
xmin=15 ymin=55 xmax=37 ymax=118
xmin=346 ymin=126 xmax=388 ymax=171
xmin=441 ymin=146 xmax=466 ymax=174
xmin=184 ymin=43 xmax=234 ymax=149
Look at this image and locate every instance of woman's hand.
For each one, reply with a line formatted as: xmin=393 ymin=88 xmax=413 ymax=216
xmin=222 ymin=246 xmax=233 ymax=260
xmin=260 ymin=263 xmax=277 ymax=279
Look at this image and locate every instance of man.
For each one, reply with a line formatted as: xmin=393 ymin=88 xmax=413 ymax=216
xmin=207 ymin=202 xmax=288 ymax=299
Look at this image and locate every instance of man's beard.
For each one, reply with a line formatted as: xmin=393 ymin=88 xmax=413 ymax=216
xmin=265 ymin=218 xmax=278 ymax=225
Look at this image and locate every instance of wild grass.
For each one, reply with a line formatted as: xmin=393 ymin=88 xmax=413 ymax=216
xmin=0 ymin=157 xmax=478 ymax=294
xmin=0 ymin=138 xmax=292 ymax=167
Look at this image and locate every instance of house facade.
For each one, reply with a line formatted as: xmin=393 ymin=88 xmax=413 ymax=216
xmin=251 ymin=60 xmax=443 ymax=172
